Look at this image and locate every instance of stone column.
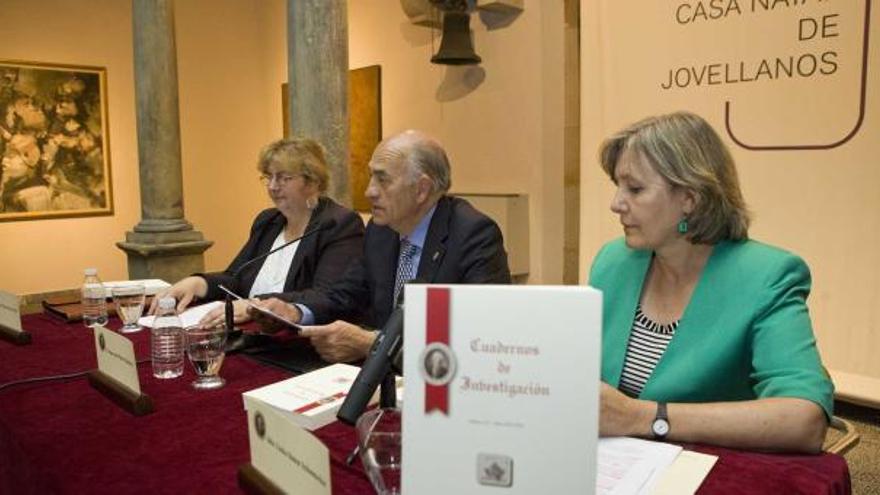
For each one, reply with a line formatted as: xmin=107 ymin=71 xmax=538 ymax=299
xmin=287 ymin=0 xmax=351 ymax=204
xmin=117 ymin=0 xmax=212 ymax=283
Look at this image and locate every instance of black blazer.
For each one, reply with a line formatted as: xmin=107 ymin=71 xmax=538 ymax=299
xmin=200 ymin=196 xmax=365 ymax=302
xmin=299 ymin=196 xmax=511 ymax=328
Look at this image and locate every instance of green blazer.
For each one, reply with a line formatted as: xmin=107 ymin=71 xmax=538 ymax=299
xmin=589 ymin=238 xmax=834 ymax=418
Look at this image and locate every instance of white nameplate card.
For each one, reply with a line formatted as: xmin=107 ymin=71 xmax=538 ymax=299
xmin=402 ymin=285 xmax=602 ymax=494
xmin=0 ymin=289 xmax=23 ymax=333
xmin=93 ymin=326 xmax=141 ymax=394
xmin=243 ymin=363 xmax=387 ymax=431
xmin=245 ymin=399 xmax=331 ymax=495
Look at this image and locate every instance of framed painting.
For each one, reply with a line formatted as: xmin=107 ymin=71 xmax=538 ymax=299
xmin=0 ymin=60 xmax=113 ymax=222
xmin=283 ymin=65 xmax=382 ymax=212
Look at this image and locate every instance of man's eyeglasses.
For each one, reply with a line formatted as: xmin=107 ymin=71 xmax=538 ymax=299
xmin=259 ymin=173 xmax=297 ymax=186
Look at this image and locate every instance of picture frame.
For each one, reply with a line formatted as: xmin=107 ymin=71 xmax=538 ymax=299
xmin=283 ymin=65 xmax=382 ymax=212
xmin=0 ymin=60 xmax=113 ymax=222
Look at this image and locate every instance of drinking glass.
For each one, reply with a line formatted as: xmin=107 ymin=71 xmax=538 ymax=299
xmin=356 ymin=408 xmax=402 ymax=495
xmin=184 ymin=325 xmax=228 ymax=390
xmin=112 ymin=284 xmax=146 ymax=334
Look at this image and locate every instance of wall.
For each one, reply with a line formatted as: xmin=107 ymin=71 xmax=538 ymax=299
xmin=0 ymin=0 xmax=568 ymax=296
xmin=349 ymin=0 xmax=566 ymax=284
xmin=0 ymin=0 xmax=286 ymax=295
xmin=0 ymin=0 xmax=138 ymax=294
xmin=174 ymin=0 xmax=286 ymax=274
xmin=579 ymin=1 xmax=880 ymax=400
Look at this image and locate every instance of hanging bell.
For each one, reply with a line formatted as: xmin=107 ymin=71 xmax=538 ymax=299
xmin=431 ymin=11 xmax=481 ymax=65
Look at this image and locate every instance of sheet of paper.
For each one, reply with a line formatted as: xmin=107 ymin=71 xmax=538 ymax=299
xmin=596 ymin=437 xmax=683 ymax=495
xmin=0 ymin=289 xmax=22 ymax=332
xmin=93 ymin=326 xmax=141 ymax=394
xmin=651 ymin=450 xmax=717 ymax=495
xmin=138 ymin=300 xmax=223 ymax=329
xmin=246 ymin=400 xmax=331 ymax=495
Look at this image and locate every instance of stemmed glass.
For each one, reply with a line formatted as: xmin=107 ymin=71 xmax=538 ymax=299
xmin=185 ymin=325 xmax=228 ymax=390
xmin=356 ymin=408 xmax=402 ymax=495
xmin=112 ymin=284 xmax=146 ymax=334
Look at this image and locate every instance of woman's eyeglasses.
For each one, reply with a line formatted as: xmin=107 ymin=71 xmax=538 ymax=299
xmin=259 ymin=173 xmax=297 ymax=186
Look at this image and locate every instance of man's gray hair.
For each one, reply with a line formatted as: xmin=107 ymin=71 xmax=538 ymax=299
xmin=385 ymin=130 xmax=452 ymax=194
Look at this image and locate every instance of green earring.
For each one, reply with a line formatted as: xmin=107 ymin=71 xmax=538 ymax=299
xmin=677 ymin=217 xmax=689 ymax=234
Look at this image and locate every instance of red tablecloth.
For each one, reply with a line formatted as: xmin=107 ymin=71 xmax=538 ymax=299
xmin=0 ymin=314 xmax=850 ymax=494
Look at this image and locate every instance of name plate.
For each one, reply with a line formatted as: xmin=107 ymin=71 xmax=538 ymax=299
xmin=0 ymin=289 xmax=30 ymax=345
xmin=93 ymin=326 xmax=141 ymax=395
xmin=402 ymin=285 xmax=601 ymax=494
xmin=244 ymin=398 xmax=331 ymax=495
xmin=0 ymin=290 xmax=22 ymax=332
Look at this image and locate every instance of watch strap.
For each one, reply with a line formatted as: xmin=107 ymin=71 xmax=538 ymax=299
xmin=652 ymin=402 xmax=669 ymax=440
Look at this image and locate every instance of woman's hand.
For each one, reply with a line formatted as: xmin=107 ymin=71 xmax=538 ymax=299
xmin=148 ymin=276 xmax=208 ymax=314
xmin=198 ymin=299 xmax=251 ymax=329
xmin=599 ymin=382 xmax=654 ymax=437
xmin=599 ymin=381 xmax=827 ymax=453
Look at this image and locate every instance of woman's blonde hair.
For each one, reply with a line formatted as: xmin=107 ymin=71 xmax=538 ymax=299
xmin=599 ymin=111 xmax=750 ymax=243
xmin=257 ymin=137 xmax=330 ymax=193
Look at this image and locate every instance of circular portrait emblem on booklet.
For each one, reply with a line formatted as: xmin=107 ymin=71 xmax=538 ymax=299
xmin=98 ymin=333 xmax=106 ymax=351
xmin=254 ymin=411 xmax=266 ymax=440
xmin=419 ymin=342 xmax=457 ymax=386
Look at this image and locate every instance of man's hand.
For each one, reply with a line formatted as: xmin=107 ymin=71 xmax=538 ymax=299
xmin=300 ymin=320 xmax=377 ymax=363
xmin=248 ymin=298 xmax=302 ymax=333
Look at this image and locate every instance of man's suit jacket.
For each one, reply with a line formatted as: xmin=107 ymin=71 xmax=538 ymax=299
xmin=200 ymin=196 xmax=365 ymax=302
xmin=301 ymin=195 xmax=511 ymax=328
xmin=589 ymin=237 xmax=833 ymax=418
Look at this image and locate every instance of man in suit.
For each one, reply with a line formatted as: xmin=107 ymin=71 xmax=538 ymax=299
xmin=253 ymin=129 xmax=510 ymax=362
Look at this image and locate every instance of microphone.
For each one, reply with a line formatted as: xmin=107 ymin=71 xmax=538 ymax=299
xmin=337 ymin=307 xmax=404 ymax=425
xmin=224 ymin=217 xmax=338 ymax=332
xmin=337 ymin=277 xmax=423 ymax=426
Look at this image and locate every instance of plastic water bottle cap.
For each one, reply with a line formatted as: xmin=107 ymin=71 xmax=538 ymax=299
xmin=158 ymin=297 xmax=176 ymax=310
xmin=84 ymin=268 xmax=97 ymax=276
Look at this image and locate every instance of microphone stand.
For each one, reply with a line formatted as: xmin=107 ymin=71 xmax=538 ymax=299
xmin=342 ymin=280 xmax=418 ymax=465
xmin=379 ymin=373 xmax=397 ymax=408
xmin=221 ymin=218 xmax=335 ymax=333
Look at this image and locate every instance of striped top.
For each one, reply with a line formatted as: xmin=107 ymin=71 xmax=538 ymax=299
xmin=618 ymin=305 xmax=679 ymax=398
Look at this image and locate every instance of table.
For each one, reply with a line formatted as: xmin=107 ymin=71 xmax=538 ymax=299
xmin=0 ymin=314 xmax=851 ymax=494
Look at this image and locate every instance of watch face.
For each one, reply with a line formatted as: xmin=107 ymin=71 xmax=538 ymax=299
xmin=652 ymin=419 xmax=670 ymax=437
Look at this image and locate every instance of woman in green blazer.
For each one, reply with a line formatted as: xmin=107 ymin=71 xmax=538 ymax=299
xmin=590 ymin=112 xmax=832 ymax=453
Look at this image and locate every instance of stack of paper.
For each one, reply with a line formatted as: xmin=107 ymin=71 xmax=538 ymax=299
xmin=243 ymin=363 xmax=379 ymax=431
xmin=102 ymin=279 xmax=170 ymax=298
xmin=137 ymin=301 xmax=223 ymax=329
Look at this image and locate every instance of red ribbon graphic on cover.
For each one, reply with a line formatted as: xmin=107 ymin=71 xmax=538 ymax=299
xmin=425 ymin=287 xmax=450 ymax=414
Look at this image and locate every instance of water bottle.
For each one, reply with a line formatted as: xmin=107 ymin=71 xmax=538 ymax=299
xmin=151 ymin=297 xmax=184 ymax=379
xmin=81 ymin=268 xmax=108 ymax=328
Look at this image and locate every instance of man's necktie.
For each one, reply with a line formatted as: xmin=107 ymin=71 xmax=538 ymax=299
xmin=393 ymin=239 xmax=419 ymax=307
